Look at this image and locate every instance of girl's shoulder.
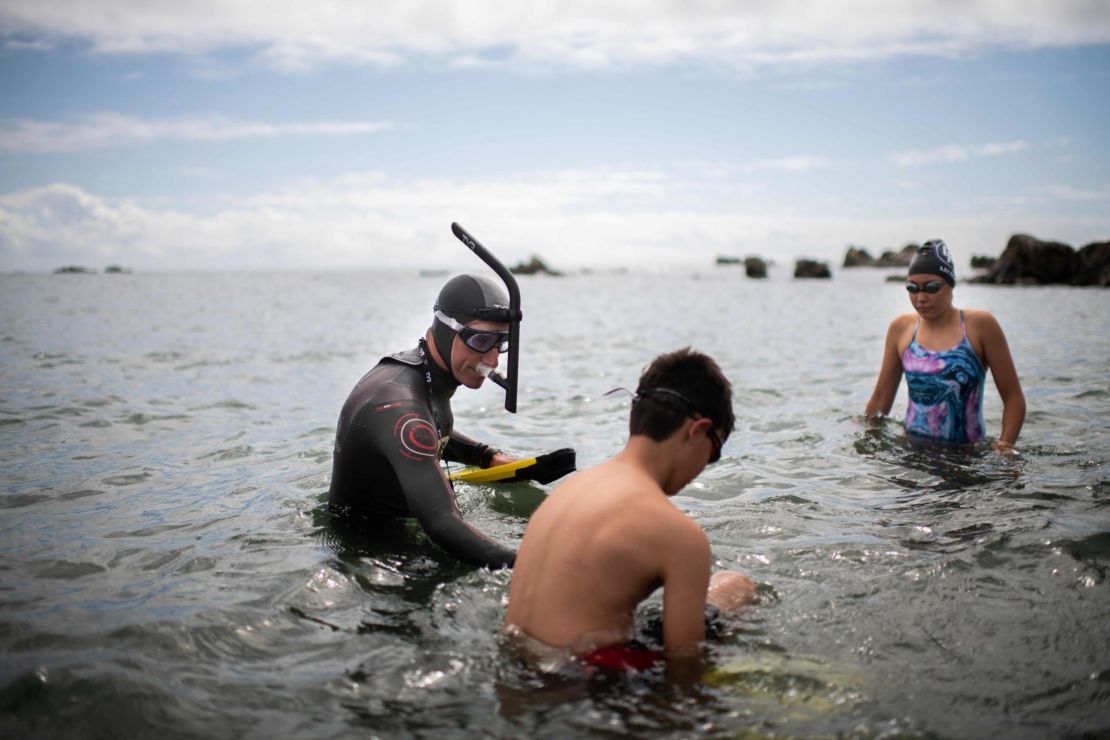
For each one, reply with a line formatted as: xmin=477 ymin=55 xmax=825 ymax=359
xmin=888 ymin=312 xmax=918 ymax=336
xmin=889 ymin=312 xmax=918 ymax=329
xmin=962 ymin=307 xmax=1002 ymax=332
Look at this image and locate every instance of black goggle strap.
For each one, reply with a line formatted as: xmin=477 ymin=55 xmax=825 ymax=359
xmin=451 ymin=222 xmax=522 ymax=413
xmin=605 ymin=386 xmax=717 ymax=425
xmin=434 ymin=304 xmax=514 ymax=324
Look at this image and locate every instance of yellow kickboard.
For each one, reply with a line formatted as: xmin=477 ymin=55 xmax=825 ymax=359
xmin=449 ymin=457 xmax=539 ymax=483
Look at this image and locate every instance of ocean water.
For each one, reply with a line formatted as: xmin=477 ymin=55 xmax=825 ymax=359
xmin=1 ymin=267 xmax=1108 ymax=739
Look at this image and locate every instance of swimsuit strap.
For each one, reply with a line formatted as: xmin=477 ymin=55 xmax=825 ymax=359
xmin=959 ymin=309 xmax=967 ymax=340
xmin=909 ymin=318 xmax=921 ymax=343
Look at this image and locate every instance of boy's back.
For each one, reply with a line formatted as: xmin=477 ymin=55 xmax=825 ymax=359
xmin=506 ymin=453 xmax=712 ymax=655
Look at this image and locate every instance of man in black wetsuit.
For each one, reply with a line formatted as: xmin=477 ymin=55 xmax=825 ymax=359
xmin=328 ymin=274 xmax=518 ymax=569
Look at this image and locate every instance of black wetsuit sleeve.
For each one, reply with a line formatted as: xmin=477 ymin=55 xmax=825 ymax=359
xmin=443 ymin=431 xmax=497 ymax=468
xmin=358 ymin=405 xmax=515 ymax=569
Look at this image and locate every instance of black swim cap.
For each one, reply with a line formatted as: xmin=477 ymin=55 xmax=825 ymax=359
xmin=908 ymin=239 xmax=956 ymax=287
xmin=431 ymin=274 xmax=511 ymax=366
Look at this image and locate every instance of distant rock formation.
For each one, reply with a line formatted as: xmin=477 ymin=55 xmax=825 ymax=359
xmin=1073 ymin=241 xmax=1110 ymax=287
xmin=842 ymin=247 xmax=872 ymax=267
xmin=715 ymin=256 xmax=742 ymax=265
xmin=53 ymin=265 xmax=96 ymax=274
xmin=972 ymin=234 xmax=1110 ymax=286
xmin=744 ymin=256 xmax=767 ymax=279
xmin=842 ymin=244 xmax=917 ymax=268
xmin=969 ymin=255 xmax=997 ymax=270
xmin=104 ymin=265 xmax=132 ymax=274
xmin=794 ymin=259 xmax=831 ymax=279
xmin=510 ymin=256 xmax=562 ymax=276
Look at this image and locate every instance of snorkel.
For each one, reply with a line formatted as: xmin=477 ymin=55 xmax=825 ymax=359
xmin=450 ymin=222 xmax=523 ymax=413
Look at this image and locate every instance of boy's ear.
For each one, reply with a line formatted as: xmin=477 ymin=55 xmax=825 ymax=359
xmin=687 ymin=416 xmax=712 ymax=441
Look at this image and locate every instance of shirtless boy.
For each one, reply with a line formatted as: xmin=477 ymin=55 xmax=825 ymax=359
xmin=504 ymin=348 xmax=755 ymax=675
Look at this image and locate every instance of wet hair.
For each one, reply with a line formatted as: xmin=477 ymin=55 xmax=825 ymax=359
xmin=629 ymin=348 xmax=735 ymax=442
xmin=908 ymin=239 xmax=956 ymax=287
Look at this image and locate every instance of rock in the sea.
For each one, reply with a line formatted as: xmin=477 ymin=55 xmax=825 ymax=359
xmin=842 ymin=244 xmax=917 ymax=268
xmin=53 ymin=265 xmax=96 ymax=274
xmin=794 ymin=259 xmax=831 ymax=279
xmin=715 ymin=256 xmax=742 ymax=265
xmin=510 ymin=256 xmax=562 ymax=276
xmin=1073 ymin=241 xmax=1110 ymax=287
xmin=974 ymin=233 xmax=1110 ymax=286
xmin=878 ymin=245 xmax=918 ymax=267
xmin=969 ymin=255 xmax=997 ymax=269
xmin=843 ymin=246 xmax=874 ymax=268
xmin=744 ymin=256 xmax=767 ymax=278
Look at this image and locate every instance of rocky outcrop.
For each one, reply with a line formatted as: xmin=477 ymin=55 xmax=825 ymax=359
xmin=1074 ymin=241 xmax=1110 ymax=287
xmin=973 ymin=234 xmax=1110 ymax=286
xmin=794 ymin=259 xmax=831 ymax=279
xmin=510 ymin=256 xmax=562 ymax=276
xmin=843 ymin=244 xmax=917 ymax=268
xmin=843 ymin=247 xmax=874 ymax=267
xmin=53 ymin=265 xmax=96 ymax=274
xmin=969 ymin=255 xmax=997 ymax=269
xmin=715 ymin=256 xmax=742 ymax=265
xmin=744 ymin=257 xmax=767 ymax=278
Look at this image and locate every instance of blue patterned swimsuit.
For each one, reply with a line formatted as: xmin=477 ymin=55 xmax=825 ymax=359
xmin=901 ymin=311 xmax=986 ymax=443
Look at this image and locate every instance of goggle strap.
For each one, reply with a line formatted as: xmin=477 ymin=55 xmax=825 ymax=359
xmin=434 ymin=310 xmax=509 ymax=352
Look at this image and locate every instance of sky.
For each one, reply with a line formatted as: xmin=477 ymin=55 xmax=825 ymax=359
xmin=1 ymin=1 xmax=1108 ymax=272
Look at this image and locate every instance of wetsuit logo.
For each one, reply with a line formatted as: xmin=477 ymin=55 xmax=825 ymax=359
xmin=394 ymin=413 xmax=439 ymax=460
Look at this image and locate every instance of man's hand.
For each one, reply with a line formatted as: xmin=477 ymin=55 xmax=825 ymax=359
xmin=489 ymin=452 xmax=517 ymax=468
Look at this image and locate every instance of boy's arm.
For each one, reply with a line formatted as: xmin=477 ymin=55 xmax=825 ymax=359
xmin=660 ymin=522 xmax=713 ymax=657
xmin=707 ymin=570 xmax=757 ymax=611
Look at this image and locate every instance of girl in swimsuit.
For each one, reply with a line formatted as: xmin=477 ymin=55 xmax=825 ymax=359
xmin=865 ymin=240 xmax=1025 ymax=453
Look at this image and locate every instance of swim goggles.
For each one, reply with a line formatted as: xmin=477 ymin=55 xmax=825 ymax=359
xmin=905 ymin=280 xmax=945 ymax=294
xmin=704 ymin=421 xmax=724 ymax=464
xmin=608 ymin=386 xmax=725 ymax=464
xmin=434 ymin=311 xmax=510 ymax=353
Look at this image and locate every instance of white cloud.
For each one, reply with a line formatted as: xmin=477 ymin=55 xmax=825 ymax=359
xmin=746 ymin=156 xmax=832 ymax=174
xmin=1043 ymin=184 xmax=1110 ymax=202
xmin=4 ymin=170 xmax=1108 ymax=273
xmin=889 ymin=140 xmax=1029 ymax=167
xmin=2 ymin=1 xmax=1108 ymax=70
xmin=0 ymin=114 xmax=393 ymax=153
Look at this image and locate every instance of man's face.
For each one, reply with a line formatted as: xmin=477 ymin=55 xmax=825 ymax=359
xmin=451 ymin=319 xmax=509 ymax=389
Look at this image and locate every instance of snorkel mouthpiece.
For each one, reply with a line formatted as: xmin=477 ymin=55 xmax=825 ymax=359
xmin=476 ymin=362 xmax=510 ymax=391
xmin=450 ymin=222 xmax=522 ymax=413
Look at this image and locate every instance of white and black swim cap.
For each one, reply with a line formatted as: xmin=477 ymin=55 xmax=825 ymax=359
xmin=908 ymin=239 xmax=956 ymax=287
xmin=431 ymin=274 xmax=511 ymax=365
